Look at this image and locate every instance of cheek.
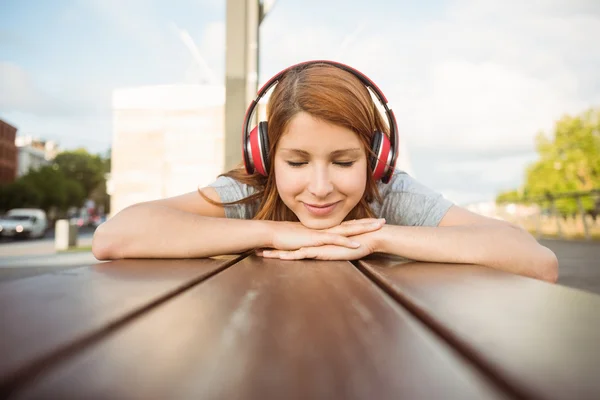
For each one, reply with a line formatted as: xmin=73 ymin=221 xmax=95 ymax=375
xmin=274 ymin=162 xmax=303 ymax=200
xmin=338 ymin=166 xmax=368 ymax=199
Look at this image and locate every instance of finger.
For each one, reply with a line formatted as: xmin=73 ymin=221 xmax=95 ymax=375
xmin=325 ymin=220 xmax=385 ymax=237
xmin=280 ymin=249 xmax=307 ymax=260
xmin=282 ymin=245 xmax=357 ymax=261
xmin=341 ymin=218 xmax=383 ymax=225
xmin=263 ymin=249 xmax=306 ymax=260
xmin=322 ymin=234 xmax=362 ymax=249
xmin=261 ymin=250 xmax=281 ymax=258
xmin=342 ymin=221 xmax=385 ymax=235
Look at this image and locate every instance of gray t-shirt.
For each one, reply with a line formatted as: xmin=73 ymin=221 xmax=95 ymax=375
xmin=207 ymin=170 xmax=453 ymax=227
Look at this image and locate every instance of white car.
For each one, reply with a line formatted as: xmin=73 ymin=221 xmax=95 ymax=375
xmin=0 ymin=208 xmax=48 ymax=239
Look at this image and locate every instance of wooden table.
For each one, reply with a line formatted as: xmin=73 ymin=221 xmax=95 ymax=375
xmin=1 ymin=255 xmax=599 ymax=399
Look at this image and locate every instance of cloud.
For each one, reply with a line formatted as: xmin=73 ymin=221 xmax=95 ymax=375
xmin=261 ymin=0 xmax=600 ymax=150
xmin=198 ymin=21 xmax=226 ymax=83
xmin=399 ymin=59 xmax=586 ymax=152
xmin=4 ymin=0 xmax=598 ymax=202
xmin=435 ymin=152 xmax=539 ymax=185
xmin=258 ymin=0 xmax=600 ymax=201
xmin=0 ymin=62 xmax=112 ymax=118
xmin=0 ymin=62 xmax=69 ymax=116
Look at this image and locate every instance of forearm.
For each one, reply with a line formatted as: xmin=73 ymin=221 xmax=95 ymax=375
xmin=374 ymin=224 xmax=559 ymax=282
xmin=92 ymin=204 xmax=272 ymax=260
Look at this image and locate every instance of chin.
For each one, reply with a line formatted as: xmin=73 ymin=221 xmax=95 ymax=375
xmin=296 ymin=215 xmax=343 ymax=230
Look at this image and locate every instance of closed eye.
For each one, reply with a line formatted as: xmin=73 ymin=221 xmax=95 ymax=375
xmin=285 ymin=161 xmax=356 ymax=167
xmin=286 ymin=161 xmax=307 ymax=167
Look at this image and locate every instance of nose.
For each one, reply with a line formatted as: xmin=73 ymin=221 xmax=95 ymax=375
xmin=307 ymin=164 xmax=334 ymax=198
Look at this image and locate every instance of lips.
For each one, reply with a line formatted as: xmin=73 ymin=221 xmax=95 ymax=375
xmin=303 ymin=201 xmax=340 ymax=217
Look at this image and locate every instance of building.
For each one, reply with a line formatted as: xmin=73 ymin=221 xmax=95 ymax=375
xmin=109 ymin=84 xmax=225 ymax=215
xmin=0 ymin=119 xmax=18 ymax=184
xmin=15 ymin=136 xmax=59 ymax=177
xmin=108 ymin=83 xmax=415 ymax=217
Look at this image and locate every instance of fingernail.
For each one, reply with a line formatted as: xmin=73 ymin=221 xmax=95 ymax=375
xmin=351 ymin=241 xmax=361 ymax=248
xmin=379 ymin=218 xmax=386 ymax=223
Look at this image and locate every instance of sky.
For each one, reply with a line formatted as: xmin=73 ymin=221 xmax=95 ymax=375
xmin=1 ymin=0 xmax=599 ymax=205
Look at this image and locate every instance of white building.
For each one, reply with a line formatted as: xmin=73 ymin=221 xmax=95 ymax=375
xmin=109 ymin=84 xmax=225 ymax=215
xmin=465 ymin=200 xmax=541 ymax=221
xmin=108 ymin=82 xmax=414 ymax=217
xmin=15 ymin=136 xmax=59 ymax=177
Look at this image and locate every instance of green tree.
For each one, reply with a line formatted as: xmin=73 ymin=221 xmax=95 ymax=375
xmin=20 ymin=166 xmax=85 ymax=212
xmin=64 ymin=179 xmax=86 ymax=210
xmin=53 ymin=149 xmax=105 ymax=199
xmin=497 ymin=107 xmax=600 ymax=214
xmin=0 ymin=180 xmax=43 ymax=212
xmin=496 ymin=189 xmax=521 ymax=204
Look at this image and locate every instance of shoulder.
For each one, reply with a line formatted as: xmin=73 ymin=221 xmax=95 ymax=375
xmin=207 ymin=175 xmax=257 ymax=197
xmin=205 ymin=175 xmax=259 ymax=219
xmin=371 ymin=170 xmax=454 ymax=226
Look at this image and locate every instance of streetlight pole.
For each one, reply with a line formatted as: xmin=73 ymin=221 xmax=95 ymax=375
xmin=224 ymin=0 xmax=277 ymax=172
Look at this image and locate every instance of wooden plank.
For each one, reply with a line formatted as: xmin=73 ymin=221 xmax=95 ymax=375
xmin=358 ymin=258 xmax=600 ymax=400
xmin=0 ymin=257 xmax=239 ymax=391
xmin=12 ymin=257 xmax=513 ymax=400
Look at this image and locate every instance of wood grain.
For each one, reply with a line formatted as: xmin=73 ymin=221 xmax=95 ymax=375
xmin=13 ymin=257 xmax=512 ymax=400
xmin=358 ymin=259 xmax=600 ymax=400
xmin=0 ymin=257 xmax=238 ymax=392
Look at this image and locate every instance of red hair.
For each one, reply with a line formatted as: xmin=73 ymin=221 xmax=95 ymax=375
xmin=202 ymin=62 xmax=389 ymax=221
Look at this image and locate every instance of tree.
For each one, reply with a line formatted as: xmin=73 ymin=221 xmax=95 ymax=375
xmin=20 ymin=166 xmax=85 ymax=213
xmin=497 ymin=107 xmax=600 ymax=214
xmin=53 ymin=149 xmax=106 ymax=199
xmin=496 ymin=189 xmax=521 ymax=204
xmin=0 ymin=181 xmax=43 ymax=212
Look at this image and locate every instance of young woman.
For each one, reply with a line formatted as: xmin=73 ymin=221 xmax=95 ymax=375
xmin=93 ymin=60 xmax=559 ymax=283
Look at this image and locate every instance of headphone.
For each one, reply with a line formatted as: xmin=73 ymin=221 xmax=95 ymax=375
xmin=242 ymin=60 xmax=399 ymax=184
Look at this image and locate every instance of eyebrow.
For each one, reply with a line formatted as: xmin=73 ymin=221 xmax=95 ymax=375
xmin=280 ymin=148 xmax=362 ymax=157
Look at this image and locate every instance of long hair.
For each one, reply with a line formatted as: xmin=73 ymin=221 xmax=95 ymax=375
xmin=201 ymin=62 xmax=389 ymax=222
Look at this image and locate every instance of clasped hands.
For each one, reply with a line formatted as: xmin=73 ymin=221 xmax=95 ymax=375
xmin=255 ymin=218 xmax=386 ymax=261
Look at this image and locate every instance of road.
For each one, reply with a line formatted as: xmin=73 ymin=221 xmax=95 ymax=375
xmin=539 ymin=239 xmax=600 ymax=296
xmin=0 ymin=228 xmax=100 ymax=281
xmin=0 ymin=234 xmax=599 ymax=296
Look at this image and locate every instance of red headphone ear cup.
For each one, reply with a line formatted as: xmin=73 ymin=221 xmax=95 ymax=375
xmin=242 ymin=126 xmax=256 ymax=175
xmin=370 ymin=131 xmax=392 ymax=181
xmin=258 ymin=121 xmax=270 ymax=173
xmin=248 ymin=122 xmax=269 ymax=176
xmin=244 ymin=125 xmax=257 ymax=174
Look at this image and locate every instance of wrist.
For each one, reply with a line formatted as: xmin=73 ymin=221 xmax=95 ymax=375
xmin=256 ymin=219 xmax=278 ymax=248
xmin=371 ymin=224 xmax=393 ymax=253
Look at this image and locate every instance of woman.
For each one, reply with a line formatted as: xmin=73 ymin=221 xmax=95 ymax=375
xmin=92 ymin=61 xmax=558 ymax=283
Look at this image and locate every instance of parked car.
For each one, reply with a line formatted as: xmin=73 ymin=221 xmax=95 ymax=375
xmin=0 ymin=208 xmax=48 ymax=239
xmin=69 ymin=208 xmax=91 ymax=227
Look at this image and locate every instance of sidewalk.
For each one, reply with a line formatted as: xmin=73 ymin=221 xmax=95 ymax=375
xmin=0 ymin=236 xmax=100 ymax=282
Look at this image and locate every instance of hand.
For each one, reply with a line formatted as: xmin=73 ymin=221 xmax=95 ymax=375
xmin=257 ymin=230 xmax=378 ymax=260
xmin=268 ymin=218 xmax=386 ymax=252
xmin=260 ymin=220 xmax=385 ymax=261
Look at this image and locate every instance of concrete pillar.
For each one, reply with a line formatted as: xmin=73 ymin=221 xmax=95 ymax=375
xmin=55 ymin=219 xmax=78 ymax=251
xmin=224 ymin=0 xmax=260 ymax=172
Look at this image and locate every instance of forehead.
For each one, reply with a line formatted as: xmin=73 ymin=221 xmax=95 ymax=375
xmin=278 ymin=112 xmax=363 ymax=152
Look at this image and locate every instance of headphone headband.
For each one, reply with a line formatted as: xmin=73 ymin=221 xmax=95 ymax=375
xmin=242 ymin=60 xmax=399 ymax=183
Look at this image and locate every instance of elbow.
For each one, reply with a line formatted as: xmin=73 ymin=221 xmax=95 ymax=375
xmin=535 ymin=246 xmax=559 ymax=284
xmin=92 ymin=222 xmax=123 ymax=260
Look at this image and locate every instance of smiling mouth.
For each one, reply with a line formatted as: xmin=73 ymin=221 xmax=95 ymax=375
xmin=303 ymin=201 xmax=340 ymax=216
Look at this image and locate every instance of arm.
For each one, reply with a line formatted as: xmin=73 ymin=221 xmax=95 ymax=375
xmin=93 ymin=188 xmax=382 ymax=260
xmin=260 ymin=206 xmax=559 ymax=283
xmin=93 ymin=206 xmax=274 ymax=260
xmin=372 ymin=206 xmax=559 ymax=283
xmin=92 ymin=188 xmax=272 ymax=259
